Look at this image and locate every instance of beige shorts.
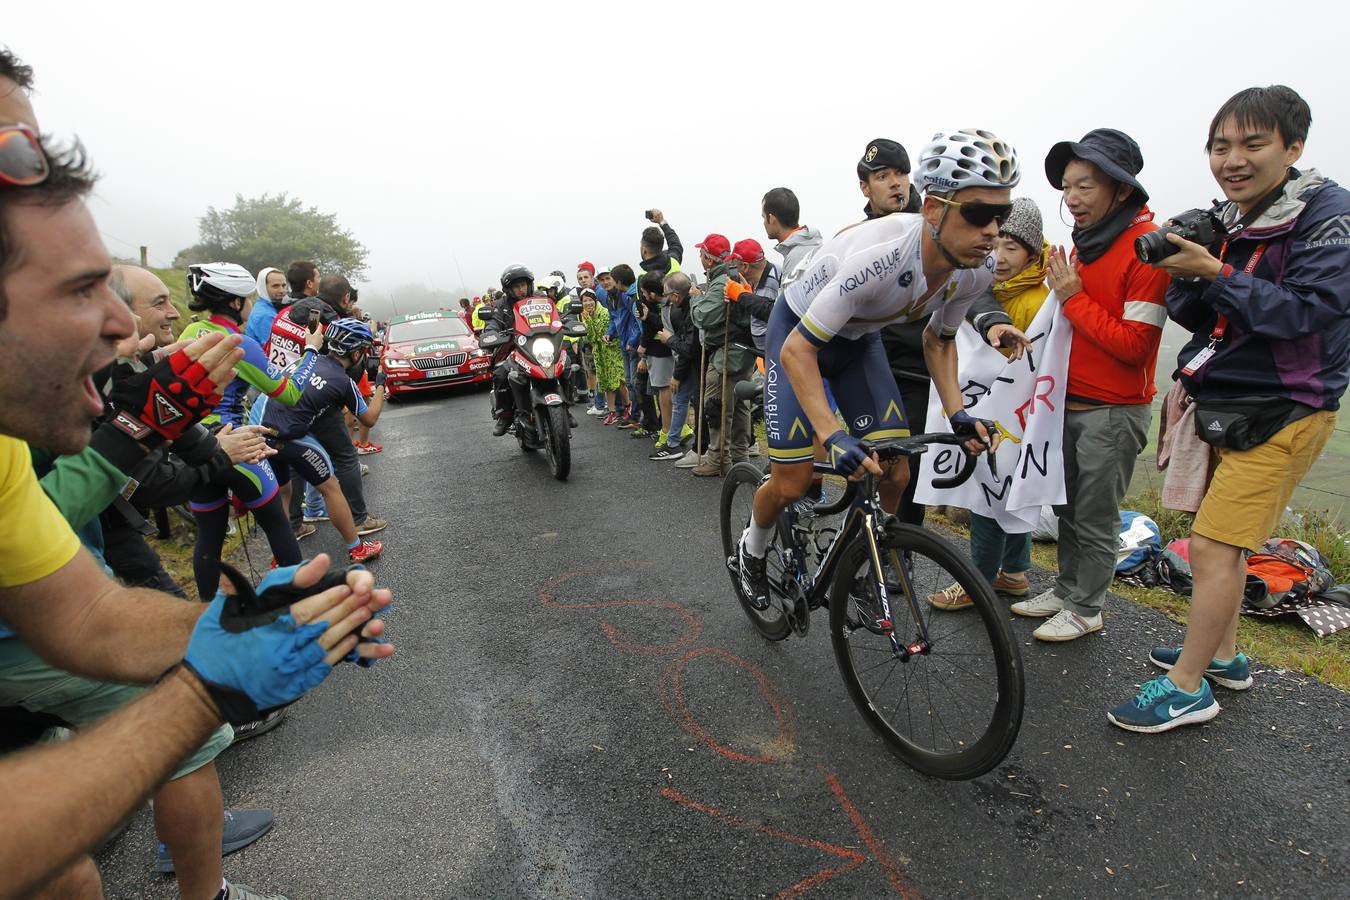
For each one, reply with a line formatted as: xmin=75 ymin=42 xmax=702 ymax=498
xmin=1193 ymin=410 xmax=1336 ymax=552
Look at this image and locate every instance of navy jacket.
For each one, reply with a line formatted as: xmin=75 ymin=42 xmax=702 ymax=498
xmin=1168 ymin=170 xmax=1350 ymax=410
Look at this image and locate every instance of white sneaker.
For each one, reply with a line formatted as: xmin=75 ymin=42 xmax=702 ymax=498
xmin=585 ymin=406 xmax=606 ymax=417
xmin=1032 ymin=608 xmax=1103 ymax=642
xmin=1011 ymin=589 xmax=1063 ymax=618
xmin=673 ymin=450 xmax=701 ymax=468
xmin=748 ymin=444 xmax=761 ymax=458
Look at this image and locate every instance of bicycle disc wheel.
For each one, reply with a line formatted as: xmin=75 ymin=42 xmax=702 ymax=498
xmin=719 ymin=462 xmax=791 ymax=641
xmin=828 ymin=524 xmax=1024 ymax=779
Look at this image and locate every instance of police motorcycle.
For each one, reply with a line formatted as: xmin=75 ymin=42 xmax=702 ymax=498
xmin=480 ymin=284 xmax=586 ymax=481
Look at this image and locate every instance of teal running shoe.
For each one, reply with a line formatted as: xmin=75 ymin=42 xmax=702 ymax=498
xmin=1107 ymin=676 xmax=1220 ymax=734
xmin=1149 ymin=647 xmax=1253 ymax=691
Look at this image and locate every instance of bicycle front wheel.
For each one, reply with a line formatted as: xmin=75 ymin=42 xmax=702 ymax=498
xmin=719 ymin=462 xmax=791 ymax=641
xmin=828 ymin=524 xmax=1024 ymax=779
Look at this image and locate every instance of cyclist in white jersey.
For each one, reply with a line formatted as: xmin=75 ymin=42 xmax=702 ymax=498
xmin=738 ymin=129 xmax=1031 ymax=607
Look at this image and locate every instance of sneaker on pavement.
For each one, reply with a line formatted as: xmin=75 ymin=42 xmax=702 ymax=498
xmin=690 ymin=462 xmax=724 ymax=477
xmin=349 ymin=539 xmax=384 ymax=563
xmin=650 ymin=447 xmax=684 ymax=461
xmin=355 ymin=441 xmax=383 ymax=455
xmin=601 ymin=412 xmax=619 ymax=426
xmin=1106 ymin=675 xmax=1220 ymax=734
xmin=355 ymin=514 xmax=388 ymax=536
xmin=673 ymin=449 xmax=701 ymax=468
xmin=736 ymin=537 xmax=772 ymax=610
xmin=492 ymin=419 xmax=511 ymax=436
xmin=1011 ymin=589 xmax=1062 ymax=617
xmin=617 ymin=419 xmax=639 ymax=430
xmin=586 ymin=406 xmax=605 ymax=417
xmin=1033 ymin=608 xmax=1103 ymax=641
xmin=230 ymin=708 xmax=287 ymax=744
xmin=1149 ymin=647 xmax=1253 ymax=691
xmin=293 ymin=522 xmax=316 ymax=541
xmin=991 ymin=570 xmax=1031 ymax=597
xmin=222 ymin=881 xmax=289 ymax=900
xmin=748 ymin=443 xmax=761 ymax=458
xmin=928 ymin=581 xmax=973 ymax=611
xmin=157 ymin=808 xmax=274 ymax=873
xmin=679 ymin=424 xmax=695 ymax=441
xmin=301 ymin=513 xmax=329 ymax=524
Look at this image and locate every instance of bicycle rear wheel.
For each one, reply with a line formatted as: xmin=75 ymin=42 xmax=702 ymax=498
xmin=719 ymin=462 xmax=791 ymax=641
xmin=828 ymin=524 xmax=1024 ymax=779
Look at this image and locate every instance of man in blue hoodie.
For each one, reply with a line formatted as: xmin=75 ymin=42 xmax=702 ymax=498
xmin=1109 ymin=85 xmax=1350 ymax=733
xmin=244 ymin=266 xmax=287 ymax=351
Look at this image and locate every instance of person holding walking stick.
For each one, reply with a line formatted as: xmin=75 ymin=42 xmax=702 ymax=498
xmin=690 ymin=235 xmax=756 ymax=477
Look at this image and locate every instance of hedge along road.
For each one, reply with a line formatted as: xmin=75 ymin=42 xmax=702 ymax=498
xmin=97 ymin=389 xmax=1349 ymax=899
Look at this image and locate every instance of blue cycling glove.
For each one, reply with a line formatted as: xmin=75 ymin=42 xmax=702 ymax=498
xmin=949 ymin=410 xmax=990 ymax=445
xmin=183 ymin=561 xmax=365 ymax=726
xmin=823 ymin=430 xmax=869 ymax=477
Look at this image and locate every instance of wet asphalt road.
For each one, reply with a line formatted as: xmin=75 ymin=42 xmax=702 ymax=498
xmin=99 ymin=388 xmax=1349 ymax=899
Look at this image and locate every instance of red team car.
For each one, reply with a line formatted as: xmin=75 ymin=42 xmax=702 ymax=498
xmin=380 ymin=310 xmax=493 ymax=398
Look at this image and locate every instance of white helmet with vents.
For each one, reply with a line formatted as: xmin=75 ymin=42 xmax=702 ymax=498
xmin=916 ymin=129 xmax=1021 ymax=195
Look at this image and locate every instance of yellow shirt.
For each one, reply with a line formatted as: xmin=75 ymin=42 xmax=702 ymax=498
xmin=0 ymin=435 xmax=80 ymax=589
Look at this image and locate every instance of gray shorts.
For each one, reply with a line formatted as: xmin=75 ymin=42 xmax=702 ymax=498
xmin=646 ymin=355 xmax=674 ymax=390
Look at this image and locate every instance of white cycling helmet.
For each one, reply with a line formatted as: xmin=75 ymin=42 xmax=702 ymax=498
xmin=536 ymin=273 xmax=564 ymax=296
xmin=915 ymin=129 xmax=1021 ymax=195
xmin=187 ymin=262 xmax=257 ymax=310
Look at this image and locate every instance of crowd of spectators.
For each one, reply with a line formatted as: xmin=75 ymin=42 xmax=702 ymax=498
xmin=2 ymin=32 xmax=1348 ymax=897
xmin=1 ymin=49 xmax=394 ymax=899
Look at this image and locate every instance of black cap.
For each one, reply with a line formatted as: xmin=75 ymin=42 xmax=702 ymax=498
xmin=1045 ymin=128 xmax=1149 ymax=202
xmin=858 ymin=138 xmax=910 ymax=174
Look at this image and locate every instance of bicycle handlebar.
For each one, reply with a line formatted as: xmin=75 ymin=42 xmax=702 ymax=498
xmin=806 ymin=433 xmax=984 ymax=515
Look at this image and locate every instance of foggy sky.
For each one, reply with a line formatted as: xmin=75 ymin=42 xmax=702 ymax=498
xmin=8 ymin=0 xmax=1346 ymax=318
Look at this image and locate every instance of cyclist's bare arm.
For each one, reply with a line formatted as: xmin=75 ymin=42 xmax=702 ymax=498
xmin=921 ymin=323 xmax=997 ymax=454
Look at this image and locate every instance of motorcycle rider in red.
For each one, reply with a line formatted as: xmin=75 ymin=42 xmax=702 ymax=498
xmin=485 ymin=264 xmax=586 ymax=436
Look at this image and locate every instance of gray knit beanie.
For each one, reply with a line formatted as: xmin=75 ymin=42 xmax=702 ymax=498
xmin=1000 ymin=197 xmax=1043 ymax=254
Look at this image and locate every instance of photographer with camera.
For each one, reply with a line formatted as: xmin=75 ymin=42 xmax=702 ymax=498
xmin=1010 ymin=129 xmax=1171 ymax=642
xmin=1107 ymin=85 xmax=1350 ymax=734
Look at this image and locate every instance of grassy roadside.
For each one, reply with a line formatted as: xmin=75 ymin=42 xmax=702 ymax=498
xmin=927 ymin=502 xmax=1350 ymax=693
xmin=148 ymin=513 xmax=252 ymax=603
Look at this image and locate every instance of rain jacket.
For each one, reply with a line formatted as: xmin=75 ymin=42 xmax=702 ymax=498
xmin=1168 ymin=169 xmax=1350 ymax=410
xmin=605 ymin=284 xmax=643 ymax=350
xmin=775 ymin=226 xmax=823 ymax=286
xmin=993 ymin=242 xmax=1051 ymax=345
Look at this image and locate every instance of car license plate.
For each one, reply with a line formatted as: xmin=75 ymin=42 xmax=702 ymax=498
xmin=425 ymin=367 xmax=459 ymax=378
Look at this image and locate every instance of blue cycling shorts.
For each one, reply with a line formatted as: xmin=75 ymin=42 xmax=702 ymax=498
xmin=763 ymin=300 xmax=908 ymax=465
xmin=270 ymin=434 xmax=334 ymax=487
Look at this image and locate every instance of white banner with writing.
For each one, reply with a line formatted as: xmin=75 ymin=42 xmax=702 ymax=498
xmin=913 ymin=294 xmax=1071 ymax=533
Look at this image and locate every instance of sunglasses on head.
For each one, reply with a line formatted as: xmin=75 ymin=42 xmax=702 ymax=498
xmin=0 ymin=124 xmax=49 ymax=189
xmin=931 ymin=195 xmax=1013 ymax=228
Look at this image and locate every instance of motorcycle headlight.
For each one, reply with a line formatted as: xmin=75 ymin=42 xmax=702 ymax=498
xmin=531 ymin=336 xmax=557 ymax=366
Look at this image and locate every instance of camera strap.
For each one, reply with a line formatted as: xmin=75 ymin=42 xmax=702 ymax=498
xmin=1182 ymin=242 xmax=1267 ymax=376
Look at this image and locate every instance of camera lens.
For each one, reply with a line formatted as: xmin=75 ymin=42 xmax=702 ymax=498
xmin=1135 ymin=229 xmax=1178 ymax=265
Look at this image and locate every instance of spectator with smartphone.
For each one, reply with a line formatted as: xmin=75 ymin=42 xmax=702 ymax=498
xmin=639 ymin=208 xmax=683 ymax=279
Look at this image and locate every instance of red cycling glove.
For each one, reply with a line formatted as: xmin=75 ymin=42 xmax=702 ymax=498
xmin=108 ymin=348 xmax=224 ymax=446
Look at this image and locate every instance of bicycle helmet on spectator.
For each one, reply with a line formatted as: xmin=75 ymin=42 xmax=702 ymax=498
xmin=186 ymin=262 xmax=256 ymax=311
xmin=500 ymin=264 xmax=534 ymax=295
xmin=325 ymin=317 xmax=374 ymax=354
xmin=915 ymin=129 xmax=1021 ymax=196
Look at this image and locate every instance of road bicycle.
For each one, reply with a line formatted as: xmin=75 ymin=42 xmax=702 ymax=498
xmin=719 ymin=435 xmax=1025 ymax=780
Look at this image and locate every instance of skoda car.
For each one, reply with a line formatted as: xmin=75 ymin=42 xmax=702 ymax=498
xmin=381 ymin=310 xmax=492 ymax=398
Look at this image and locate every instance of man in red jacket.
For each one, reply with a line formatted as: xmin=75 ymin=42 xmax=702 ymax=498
xmin=1011 ymin=129 xmax=1170 ymax=641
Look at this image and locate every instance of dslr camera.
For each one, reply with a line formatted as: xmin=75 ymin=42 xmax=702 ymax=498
xmin=1135 ymin=202 xmax=1228 ymax=264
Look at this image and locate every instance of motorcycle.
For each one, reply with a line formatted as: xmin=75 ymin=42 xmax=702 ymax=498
xmin=479 ymin=295 xmax=586 ymax=481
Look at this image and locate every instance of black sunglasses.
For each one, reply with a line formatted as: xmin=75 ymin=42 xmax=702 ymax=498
xmin=932 ymin=196 xmax=1013 ymax=228
xmin=0 ymin=124 xmax=50 ymax=189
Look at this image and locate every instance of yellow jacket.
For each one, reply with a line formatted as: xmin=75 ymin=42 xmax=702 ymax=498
xmin=993 ymin=241 xmax=1050 ymax=352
